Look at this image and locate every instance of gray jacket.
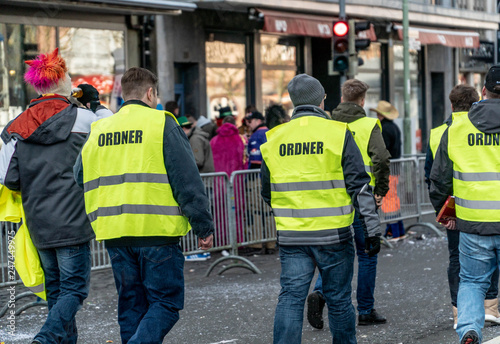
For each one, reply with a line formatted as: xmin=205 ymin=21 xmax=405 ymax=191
xmin=187 ymin=126 xmax=215 ymax=173
xmin=261 ymin=105 xmax=381 ymax=246
xmin=430 ymin=99 xmax=500 ymax=235
xmin=0 ymin=95 xmax=112 ymax=249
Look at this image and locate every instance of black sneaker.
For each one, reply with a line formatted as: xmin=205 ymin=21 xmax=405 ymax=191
xmin=358 ymin=309 xmax=387 ymax=326
xmin=307 ymin=291 xmax=326 ymax=329
xmin=460 ymin=330 xmax=479 ymax=344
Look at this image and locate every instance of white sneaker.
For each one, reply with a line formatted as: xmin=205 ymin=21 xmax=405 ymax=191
xmin=185 ymin=253 xmax=208 ymax=261
xmin=221 ymin=250 xmax=230 ymax=257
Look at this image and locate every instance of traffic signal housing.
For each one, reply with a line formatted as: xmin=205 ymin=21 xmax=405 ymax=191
xmin=332 ymin=21 xmax=349 ymax=73
xmin=347 ymin=20 xmax=372 ymax=77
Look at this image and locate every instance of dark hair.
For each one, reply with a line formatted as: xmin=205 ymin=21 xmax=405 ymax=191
xmin=342 ymin=79 xmax=369 ymax=103
xmin=121 ymin=67 xmax=158 ymax=101
xmin=164 ymin=101 xmax=179 ymax=113
xmin=265 ymin=104 xmax=289 ymax=130
xmin=485 ymin=88 xmax=500 ymax=100
xmin=449 ymin=84 xmax=479 ymax=111
xmin=245 ymin=104 xmax=257 ymax=114
xmin=222 ymin=116 xmax=236 ymax=125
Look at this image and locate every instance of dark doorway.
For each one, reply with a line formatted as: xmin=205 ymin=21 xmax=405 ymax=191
xmin=311 ymin=37 xmax=341 ymax=112
xmin=431 ymin=72 xmax=445 ymax=129
xmin=174 ymin=63 xmax=200 ymax=118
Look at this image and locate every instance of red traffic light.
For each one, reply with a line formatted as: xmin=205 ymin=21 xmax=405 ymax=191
xmin=333 ymin=21 xmax=348 ymax=37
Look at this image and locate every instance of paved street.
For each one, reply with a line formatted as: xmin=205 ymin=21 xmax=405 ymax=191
xmin=2 ymin=220 xmax=500 ymax=343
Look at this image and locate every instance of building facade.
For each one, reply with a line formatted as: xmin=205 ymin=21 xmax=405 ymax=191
xmin=1 ymin=0 xmax=498 ymax=153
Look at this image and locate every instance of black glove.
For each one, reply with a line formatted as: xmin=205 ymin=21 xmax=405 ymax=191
xmin=364 ymin=236 xmax=381 ymax=257
xmin=77 ymin=84 xmax=100 ymax=109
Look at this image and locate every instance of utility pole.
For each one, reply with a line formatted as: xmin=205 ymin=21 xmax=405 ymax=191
xmin=403 ymin=0 xmax=411 ymax=154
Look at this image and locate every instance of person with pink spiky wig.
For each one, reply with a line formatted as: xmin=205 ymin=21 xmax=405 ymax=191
xmin=0 ymin=48 xmax=113 ymax=344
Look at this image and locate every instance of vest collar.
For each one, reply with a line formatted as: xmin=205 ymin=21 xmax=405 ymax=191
xmin=291 ymin=105 xmax=330 ymax=120
xmin=120 ymin=99 xmax=151 ymax=109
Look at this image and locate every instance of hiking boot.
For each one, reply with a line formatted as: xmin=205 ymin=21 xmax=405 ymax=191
xmin=306 ymin=291 xmax=325 ymax=329
xmin=460 ymin=330 xmax=479 ymax=344
xmin=358 ymin=309 xmax=387 ymax=326
xmin=485 ymin=298 xmax=500 ymax=324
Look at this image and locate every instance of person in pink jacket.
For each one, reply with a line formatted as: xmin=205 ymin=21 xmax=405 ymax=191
xmin=210 ymin=116 xmax=246 ymax=245
xmin=210 ymin=116 xmax=246 ymax=175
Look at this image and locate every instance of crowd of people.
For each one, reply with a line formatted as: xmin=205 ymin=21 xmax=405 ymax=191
xmin=2 ymin=47 xmax=500 ymax=344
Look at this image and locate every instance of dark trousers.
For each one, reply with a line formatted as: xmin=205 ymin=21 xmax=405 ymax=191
xmin=107 ymin=244 xmax=185 ymax=344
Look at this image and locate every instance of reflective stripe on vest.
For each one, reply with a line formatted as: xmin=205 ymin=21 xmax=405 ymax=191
xmin=448 ymin=113 xmax=500 ymax=222
xmin=429 ymin=112 xmax=467 ymax=159
xmin=261 ymin=116 xmax=354 ymax=233
xmin=81 ymin=105 xmax=189 ymax=241
xmin=346 ymin=117 xmax=380 ymax=187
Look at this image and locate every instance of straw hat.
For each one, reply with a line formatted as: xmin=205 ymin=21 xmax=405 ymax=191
xmin=370 ymin=100 xmax=399 ymax=120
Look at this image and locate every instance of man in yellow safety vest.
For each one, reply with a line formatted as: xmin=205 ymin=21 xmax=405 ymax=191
xmin=430 ymin=65 xmax=500 ymax=344
xmin=75 ymin=67 xmax=214 ymax=343
xmin=261 ymin=74 xmax=381 ymax=344
xmin=306 ymin=79 xmax=390 ymax=329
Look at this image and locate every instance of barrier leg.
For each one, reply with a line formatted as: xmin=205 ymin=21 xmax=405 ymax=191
xmin=205 ymin=256 xmax=262 ymax=277
xmin=406 ymin=222 xmax=445 ymax=238
xmin=380 ymin=236 xmax=394 ymax=249
xmin=0 ymin=291 xmax=47 ymax=317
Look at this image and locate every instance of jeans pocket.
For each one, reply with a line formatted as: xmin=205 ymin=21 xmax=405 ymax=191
xmin=108 ymin=251 xmax=120 ymax=261
xmin=60 ymin=243 xmax=89 ymax=258
xmin=143 ymin=245 xmax=173 ymax=263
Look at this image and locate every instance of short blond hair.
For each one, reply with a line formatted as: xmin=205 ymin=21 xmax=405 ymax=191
xmin=342 ymin=79 xmax=369 ymax=104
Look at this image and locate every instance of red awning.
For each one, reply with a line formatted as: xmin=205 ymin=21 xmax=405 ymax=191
xmin=257 ymin=9 xmax=377 ymax=41
xmin=395 ymin=25 xmax=480 ymax=48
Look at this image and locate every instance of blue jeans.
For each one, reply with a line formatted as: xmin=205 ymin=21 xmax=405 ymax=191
xmin=35 ymin=242 xmax=91 ymax=344
xmin=313 ymin=214 xmax=378 ymax=315
xmin=446 ymin=229 xmax=499 ymax=307
xmin=456 ymin=232 xmax=500 ymax=343
xmin=274 ymin=242 xmax=356 ymax=344
xmin=107 ymin=244 xmax=185 ymax=344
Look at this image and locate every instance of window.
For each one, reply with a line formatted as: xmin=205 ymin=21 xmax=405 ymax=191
xmin=261 ymin=35 xmax=298 ymax=114
xmin=206 ymin=39 xmax=246 ymax=120
xmin=0 ymin=23 xmax=125 ymax=132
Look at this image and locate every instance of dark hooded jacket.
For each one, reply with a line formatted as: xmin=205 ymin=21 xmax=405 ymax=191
xmin=0 ymin=94 xmax=113 ymax=249
xmin=331 ymin=102 xmax=391 ymax=197
xmin=430 ymin=99 xmax=500 ymax=235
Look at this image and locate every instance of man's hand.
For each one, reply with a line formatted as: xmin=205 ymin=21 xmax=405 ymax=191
xmin=198 ymin=234 xmax=213 ymax=250
xmin=374 ymin=194 xmax=383 ymax=207
xmin=443 ymin=219 xmax=456 ymax=230
xmin=365 ymin=236 xmax=381 ymax=257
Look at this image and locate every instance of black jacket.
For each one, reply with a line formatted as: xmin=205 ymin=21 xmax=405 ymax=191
xmin=331 ymin=102 xmax=391 ymax=197
xmin=430 ymin=99 xmax=500 ymax=235
xmin=380 ymin=118 xmax=401 ymax=159
xmin=0 ymin=95 xmax=113 ymax=249
xmin=261 ymin=105 xmax=381 ymax=245
xmin=74 ymin=100 xmax=214 ymax=246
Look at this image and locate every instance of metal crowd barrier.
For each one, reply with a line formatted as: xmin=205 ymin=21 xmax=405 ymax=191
xmin=1 ymin=158 xmax=446 ymax=313
xmin=417 ymin=157 xmax=435 ymax=216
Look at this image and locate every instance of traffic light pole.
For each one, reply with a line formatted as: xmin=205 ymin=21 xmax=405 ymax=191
xmin=403 ymin=0 xmax=412 ymax=155
xmin=339 ymin=0 xmax=346 ymax=84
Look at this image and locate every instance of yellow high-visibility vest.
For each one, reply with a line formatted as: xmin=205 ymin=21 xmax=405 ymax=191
xmin=0 ymin=185 xmax=46 ymax=300
xmin=448 ymin=114 xmax=500 ymax=222
xmin=261 ymin=116 xmax=354 ymax=232
xmin=429 ymin=112 xmax=467 ymax=159
xmin=81 ymin=105 xmax=189 ymax=241
xmin=346 ymin=117 xmax=381 ymax=187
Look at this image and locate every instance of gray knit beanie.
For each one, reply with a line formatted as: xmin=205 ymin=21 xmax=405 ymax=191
xmin=287 ymin=74 xmax=325 ymax=107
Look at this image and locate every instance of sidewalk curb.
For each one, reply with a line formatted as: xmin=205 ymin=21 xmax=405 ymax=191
xmin=485 ymin=336 xmax=500 ymax=344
